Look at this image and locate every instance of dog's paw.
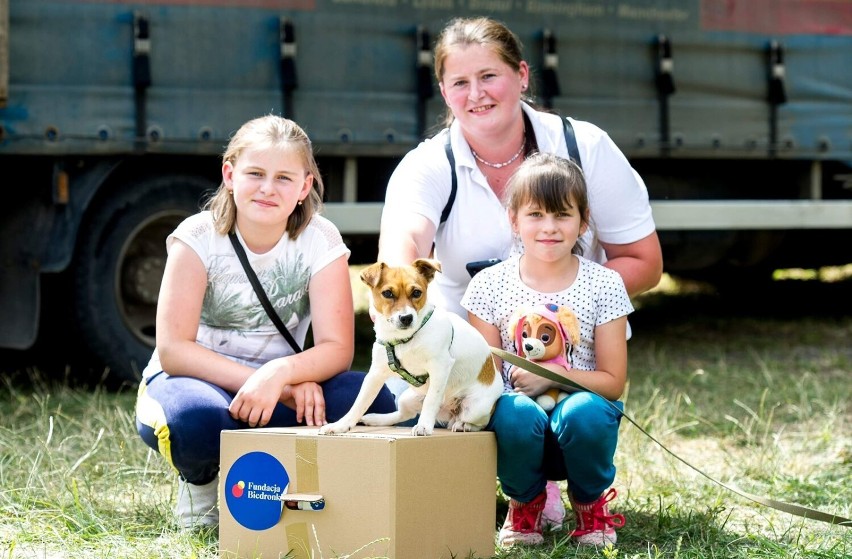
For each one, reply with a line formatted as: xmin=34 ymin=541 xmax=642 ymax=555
xmin=411 ymin=423 xmax=434 ymax=436
xmin=318 ymin=421 xmax=352 ymax=435
xmin=449 ymin=421 xmax=483 ymax=433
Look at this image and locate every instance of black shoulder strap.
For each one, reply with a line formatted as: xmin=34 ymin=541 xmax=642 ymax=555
xmin=440 ymin=130 xmax=457 ymax=225
xmin=228 ymin=232 xmax=302 ymax=354
xmin=440 ymin=117 xmax=582 ymax=225
xmin=562 ymin=117 xmax=582 ymax=170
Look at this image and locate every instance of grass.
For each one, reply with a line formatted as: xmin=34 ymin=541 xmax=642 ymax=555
xmin=1 ymin=269 xmax=851 ymax=558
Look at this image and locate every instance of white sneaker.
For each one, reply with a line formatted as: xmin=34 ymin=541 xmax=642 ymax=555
xmin=569 ymin=488 xmax=625 ymax=546
xmin=542 ymin=480 xmax=566 ymax=530
xmin=497 ymin=490 xmax=546 ymax=548
xmin=175 ymin=475 xmax=219 ymax=529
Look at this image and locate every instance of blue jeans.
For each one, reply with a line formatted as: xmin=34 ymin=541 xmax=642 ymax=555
xmin=488 ymin=391 xmax=623 ymax=503
xmin=136 ymin=370 xmax=396 ymax=485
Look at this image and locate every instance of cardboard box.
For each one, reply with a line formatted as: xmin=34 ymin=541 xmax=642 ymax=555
xmin=219 ymin=426 xmax=497 ymax=559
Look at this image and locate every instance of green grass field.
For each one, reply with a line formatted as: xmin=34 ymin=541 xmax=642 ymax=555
xmin=1 ymin=270 xmax=850 ymax=558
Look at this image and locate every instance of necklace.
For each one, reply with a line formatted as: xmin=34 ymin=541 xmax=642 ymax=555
xmin=471 ymin=137 xmax=526 ymax=169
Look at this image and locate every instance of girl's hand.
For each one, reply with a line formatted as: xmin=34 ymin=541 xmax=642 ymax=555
xmin=509 ymin=365 xmax=552 ymax=397
xmin=283 ymin=382 xmax=327 ymax=426
xmin=229 ymin=362 xmax=287 ymax=427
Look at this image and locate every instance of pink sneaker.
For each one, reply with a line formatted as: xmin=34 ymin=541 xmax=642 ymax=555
xmin=542 ymin=480 xmax=565 ymax=530
xmin=569 ymin=488 xmax=625 ymax=546
xmin=497 ymin=490 xmax=546 ymax=548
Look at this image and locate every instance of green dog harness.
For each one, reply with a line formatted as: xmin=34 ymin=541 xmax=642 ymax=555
xmin=377 ymin=308 xmax=437 ymax=387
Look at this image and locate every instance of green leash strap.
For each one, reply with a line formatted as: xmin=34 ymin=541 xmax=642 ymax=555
xmin=491 ymin=347 xmax=852 ymax=528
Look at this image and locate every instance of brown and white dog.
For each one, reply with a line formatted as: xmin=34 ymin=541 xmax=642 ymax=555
xmin=319 ymin=258 xmax=503 ymax=436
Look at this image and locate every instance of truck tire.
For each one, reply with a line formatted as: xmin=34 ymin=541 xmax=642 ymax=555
xmin=73 ymin=175 xmax=215 ymax=386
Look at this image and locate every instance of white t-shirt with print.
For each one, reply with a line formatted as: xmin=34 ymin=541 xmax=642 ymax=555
xmin=461 ymin=254 xmax=633 ymax=390
xmin=382 ymin=102 xmax=655 ymax=318
xmin=142 ymin=211 xmax=350 ymax=379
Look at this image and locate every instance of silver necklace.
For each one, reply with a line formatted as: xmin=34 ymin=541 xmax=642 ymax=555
xmin=471 ymin=138 xmax=526 ymax=169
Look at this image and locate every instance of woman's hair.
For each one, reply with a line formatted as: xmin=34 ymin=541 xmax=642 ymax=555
xmin=204 ymin=115 xmax=324 ymax=239
xmin=433 ymin=17 xmax=531 ymax=127
xmin=504 ymin=152 xmax=591 ymax=255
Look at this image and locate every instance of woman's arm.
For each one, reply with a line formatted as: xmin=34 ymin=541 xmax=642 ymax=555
xmin=378 ymin=212 xmax=437 ymax=265
xmin=297 ymin=253 xmax=356 ymax=379
xmin=582 ymin=316 xmax=628 ymax=400
xmin=155 ymin=239 xmax=255 ymax=392
xmin=600 ymin=231 xmax=663 ymax=297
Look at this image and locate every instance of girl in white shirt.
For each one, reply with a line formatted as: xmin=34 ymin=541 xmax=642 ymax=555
xmin=135 ymin=115 xmax=395 ymax=529
xmin=463 ymin=153 xmax=632 ymax=548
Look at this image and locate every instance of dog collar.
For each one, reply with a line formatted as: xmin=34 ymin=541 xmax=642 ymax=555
xmin=377 ymin=308 xmax=434 ymax=387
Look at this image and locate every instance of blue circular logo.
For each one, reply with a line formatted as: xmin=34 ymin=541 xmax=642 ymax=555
xmin=224 ymin=451 xmax=290 ymax=531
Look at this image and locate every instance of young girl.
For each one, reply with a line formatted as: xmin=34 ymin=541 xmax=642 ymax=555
xmin=461 ymin=152 xmax=633 ymax=547
xmin=135 ymin=115 xmax=395 ymax=529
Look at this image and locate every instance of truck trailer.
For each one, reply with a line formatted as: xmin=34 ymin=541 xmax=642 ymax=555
xmin=1 ymin=0 xmax=850 ymax=384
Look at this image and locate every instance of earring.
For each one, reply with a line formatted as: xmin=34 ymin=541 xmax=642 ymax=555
xmin=228 ymin=190 xmax=233 ymax=195
xmin=297 ymin=200 xmax=303 ymax=206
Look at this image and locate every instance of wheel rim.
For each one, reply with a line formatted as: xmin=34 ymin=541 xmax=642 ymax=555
xmin=115 ymin=210 xmax=189 ymax=347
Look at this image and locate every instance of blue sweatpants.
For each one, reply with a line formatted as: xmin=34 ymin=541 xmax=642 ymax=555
xmin=136 ymin=370 xmax=396 ymax=485
xmin=488 ymin=391 xmax=624 ymax=503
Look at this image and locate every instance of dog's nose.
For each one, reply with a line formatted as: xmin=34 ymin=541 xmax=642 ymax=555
xmin=524 ymin=343 xmax=534 ymax=352
xmin=399 ymin=314 xmax=414 ymax=327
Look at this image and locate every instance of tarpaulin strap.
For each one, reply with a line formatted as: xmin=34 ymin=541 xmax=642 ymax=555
xmin=491 ymin=347 xmax=852 ymax=528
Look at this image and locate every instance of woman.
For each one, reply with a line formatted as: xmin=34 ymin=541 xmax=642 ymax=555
xmin=135 ymin=115 xmax=395 ymax=529
xmin=378 ymin=16 xmax=662 ymax=537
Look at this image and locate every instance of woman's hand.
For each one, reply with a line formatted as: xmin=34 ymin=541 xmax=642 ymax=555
xmin=282 ymin=382 xmax=327 ymax=426
xmin=229 ymin=361 xmax=288 ymax=427
xmin=509 ymin=365 xmax=554 ymax=397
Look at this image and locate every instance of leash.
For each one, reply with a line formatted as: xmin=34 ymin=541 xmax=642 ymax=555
xmin=491 ymin=347 xmax=852 ymax=528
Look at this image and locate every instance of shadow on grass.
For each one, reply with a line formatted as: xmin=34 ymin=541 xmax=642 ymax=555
xmin=491 ymin=505 xmax=774 ymax=558
xmin=633 ymin=273 xmax=852 ymax=324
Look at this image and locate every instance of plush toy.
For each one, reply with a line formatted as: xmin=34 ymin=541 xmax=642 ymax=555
xmin=509 ymin=303 xmax=581 ymax=411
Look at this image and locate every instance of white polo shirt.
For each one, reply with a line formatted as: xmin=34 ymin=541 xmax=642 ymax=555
xmin=382 ymin=102 xmax=656 ymax=319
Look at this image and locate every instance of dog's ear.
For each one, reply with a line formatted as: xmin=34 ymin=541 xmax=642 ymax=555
xmin=509 ymin=308 xmax=530 ymax=351
xmin=508 ymin=310 xmax=522 ymax=340
xmin=556 ymin=306 xmax=581 ymax=346
xmin=360 ymin=262 xmax=387 ymax=288
xmin=411 ymin=258 xmax=442 ymax=282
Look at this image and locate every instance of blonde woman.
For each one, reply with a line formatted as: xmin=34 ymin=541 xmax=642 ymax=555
xmin=135 ymin=115 xmax=394 ymax=529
